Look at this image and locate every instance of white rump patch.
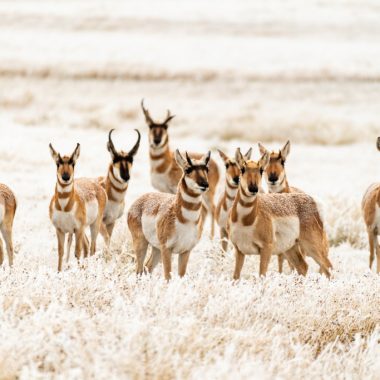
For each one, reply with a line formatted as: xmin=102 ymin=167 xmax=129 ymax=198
xmin=86 ymin=200 xmax=99 ymax=226
xmin=141 ymin=214 xmax=160 ymax=248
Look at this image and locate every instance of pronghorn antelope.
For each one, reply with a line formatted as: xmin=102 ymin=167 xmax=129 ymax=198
xmin=141 ymin=99 xmax=220 ymax=237
xmin=228 ymin=148 xmax=332 ymax=279
xmin=97 ymin=128 xmax=140 ymax=241
xmin=362 ymin=137 xmax=380 ymax=273
xmin=128 ymin=150 xmax=211 ymax=280
xmin=0 ymin=184 xmax=17 ymax=267
xmin=258 ymin=140 xmax=302 ymax=272
xmin=216 ymin=148 xmax=252 ymax=252
xmin=49 ymin=143 xmax=107 ymax=271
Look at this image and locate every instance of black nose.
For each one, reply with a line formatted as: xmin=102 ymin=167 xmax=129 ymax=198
xmin=268 ymin=173 xmax=278 ymax=183
xmin=233 ymin=176 xmax=239 ymax=185
xmin=121 ymin=173 xmax=130 ymax=182
xmin=154 ymin=137 xmax=161 ymax=145
xmin=248 ymin=184 xmax=258 ymax=194
xmin=199 ymin=181 xmax=209 ymax=190
xmin=61 ymin=172 xmax=70 ymax=182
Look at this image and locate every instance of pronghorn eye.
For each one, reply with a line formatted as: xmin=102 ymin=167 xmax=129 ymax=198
xmin=260 ymin=168 xmax=263 ymax=175
xmin=185 ymin=167 xmax=193 ymax=175
xmin=241 ymin=167 xmax=246 ymax=174
xmin=281 ymin=159 xmax=285 ymax=166
xmin=225 ymin=163 xmax=229 ymax=169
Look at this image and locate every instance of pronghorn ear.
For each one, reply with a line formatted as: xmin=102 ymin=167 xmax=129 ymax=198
xmin=280 ymin=140 xmax=291 ymax=161
xmin=49 ymin=143 xmax=59 ymax=163
xmin=244 ymin=147 xmax=253 ymax=160
xmin=175 ymin=149 xmax=188 ymax=170
xmin=217 ymin=149 xmax=228 ymax=163
xmin=259 ymin=151 xmax=270 ymax=171
xmin=235 ymin=148 xmax=246 ymax=169
xmin=377 ymin=137 xmax=380 ymax=151
xmin=201 ymin=151 xmax=211 ymax=167
xmin=258 ymin=142 xmax=268 ymax=156
xmin=70 ymin=143 xmax=80 ymax=164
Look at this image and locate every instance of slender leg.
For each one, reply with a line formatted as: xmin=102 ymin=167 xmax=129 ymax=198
xmin=66 ymin=233 xmax=73 ymax=263
xmin=277 ymin=254 xmax=284 ymax=273
xmin=303 ymin=244 xmax=331 ymax=279
xmin=284 ymin=246 xmax=308 ymax=276
xmin=233 ymin=247 xmax=245 ymax=280
xmin=220 ymin=227 xmax=228 ymax=252
xmin=106 ymin=222 xmax=115 ymax=240
xmin=82 ymin=234 xmax=89 ymax=258
xmin=376 ymin=241 xmax=380 ymax=274
xmin=56 ymin=229 xmax=65 ymax=272
xmin=146 ymin=247 xmax=161 ymax=273
xmin=90 ymin=222 xmax=101 ymax=256
xmin=134 ymin=238 xmax=149 ymax=275
xmin=0 ymin=238 xmax=4 ymax=266
xmin=1 ymin=224 xmax=14 ymax=267
xmin=368 ymin=230 xmax=376 ymax=269
xmin=74 ymin=228 xmax=84 ymax=263
xmin=160 ymin=246 xmax=172 ymax=281
xmin=259 ymin=245 xmax=273 ymax=277
xmin=178 ymin=251 xmax=191 ymax=277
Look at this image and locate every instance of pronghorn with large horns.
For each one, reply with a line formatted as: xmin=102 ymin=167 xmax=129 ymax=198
xmin=97 ymin=128 xmax=140 ymax=241
xmin=362 ymin=136 xmax=380 ymax=273
xmin=216 ymin=148 xmax=252 ymax=252
xmin=228 ymin=148 xmax=332 ymax=279
xmin=0 ymin=184 xmax=17 ymax=267
xmin=128 ymin=150 xmax=211 ymax=280
xmin=49 ymin=143 xmax=107 ymax=271
xmin=141 ymin=99 xmax=220 ymax=237
xmin=258 ymin=140 xmax=302 ymax=272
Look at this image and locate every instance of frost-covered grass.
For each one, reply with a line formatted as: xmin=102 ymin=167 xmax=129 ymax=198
xmin=1 ymin=0 xmax=380 ymax=378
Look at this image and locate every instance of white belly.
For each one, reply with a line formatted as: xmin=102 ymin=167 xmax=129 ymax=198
xmin=0 ymin=204 xmax=4 ymax=225
xmin=229 ymin=222 xmax=260 ymax=256
xmin=272 ymin=216 xmax=300 ymax=255
xmin=167 ymin=220 xmax=199 ymax=254
xmin=151 ymin=171 xmax=176 ymax=194
xmin=52 ymin=207 xmax=80 ymax=234
xmin=86 ymin=200 xmax=99 ymax=226
xmin=104 ymin=200 xmax=124 ymax=225
xmin=141 ymin=214 xmax=161 ymax=248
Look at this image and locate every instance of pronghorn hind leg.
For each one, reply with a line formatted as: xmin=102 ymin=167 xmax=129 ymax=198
xmin=74 ymin=228 xmax=84 ymax=263
xmin=284 ymin=246 xmax=308 ymax=276
xmin=146 ymin=247 xmax=161 ymax=273
xmin=233 ymin=246 xmax=245 ymax=280
xmin=1 ymin=222 xmax=14 ymax=267
xmin=368 ymin=229 xmax=376 ymax=270
xmin=0 ymin=238 xmax=4 ymax=266
xmin=220 ymin=227 xmax=228 ymax=253
xmin=82 ymin=234 xmax=89 ymax=258
xmin=133 ymin=237 xmax=149 ymax=276
xmin=301 ymin=241 xmax=331 ymax=279
xmin=277 ymin=254 xmax=284 ymax=273
xmin=89 ymin=222 xmax=101 ymax=256
xmin=376 ymin=238 xmax=380 ymax=274
xmin=178 ymin=251 xmax=190 ymax=277
xmin=106 ymin=222 xmax=115 ymax=240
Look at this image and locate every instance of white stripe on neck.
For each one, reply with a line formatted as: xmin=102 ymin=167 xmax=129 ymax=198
xmin=180 ymin=188 xmax=201 ymax=204
xmin=109 ymin=169 xmax=128 ymax=191
xmin=57 ymin=182 xmax=73 ymax=193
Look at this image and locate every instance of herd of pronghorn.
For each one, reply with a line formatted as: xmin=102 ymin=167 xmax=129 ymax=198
xmin=1 ymin=101 xmax=380 ymax=279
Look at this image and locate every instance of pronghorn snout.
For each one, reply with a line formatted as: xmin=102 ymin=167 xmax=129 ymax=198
xmin=248 ymin=183 xmax=258 ymax=195
xmin=268 ymin=172 xmax=278 ymax=184
xmin=233 ymin=176 xmax=240 ymax=185
xmin=153 ymin=136 xmax=161 ymax=146
xmin=198 ymin=179 xmax=209 ymax=191
xmin=61 ymin=172 xmax=71 ymax=182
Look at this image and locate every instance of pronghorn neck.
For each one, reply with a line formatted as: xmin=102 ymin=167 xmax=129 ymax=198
xmin=231 ymin=186 xmax=258 ymax=225
xmin=175 ymin=177 xmax=203 ymax=224
xmin=149 ymin=141 xmax=172 ymax=173
xmin=106 ymin=164 xmax=129 ymax=201
xmin=268 ymin=174 xmax=290 ymax=193
xmin=55 ymin=178 xmax=75 ymax=212
xmin=224 ymin=179 xmax=239 ymax=207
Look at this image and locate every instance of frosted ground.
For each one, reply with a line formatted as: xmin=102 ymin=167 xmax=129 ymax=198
xmin=1 ymin=1 xmax=380 ymax=379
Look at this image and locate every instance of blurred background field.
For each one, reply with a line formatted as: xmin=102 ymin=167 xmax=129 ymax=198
xmin=0 ymin=1 xmax=380 ymax=379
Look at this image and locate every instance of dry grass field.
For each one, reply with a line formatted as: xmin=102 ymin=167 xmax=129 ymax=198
xmin=0 ymin=1 xmax=380 ymax=378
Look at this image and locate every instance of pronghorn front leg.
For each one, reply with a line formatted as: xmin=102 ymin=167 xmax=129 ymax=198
xmin=161 ymin=246 xmax=172 ymax=281
xmin=259 ymin=244 xmax=273 ymax=277
xmin=367 ymin=229 xmax=376 ymax=269
xmin=233 ymin=246 xmax=245 ymax=280
xmin=178 ymin=251 xmax=190 ymax=277
xmin=0 ymin=239 xmax=4 ymax=266
xmin=56 ymin=229 xmax=65 ymax=272
xmin=1 ymin=223 xmax=14 ymax=267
